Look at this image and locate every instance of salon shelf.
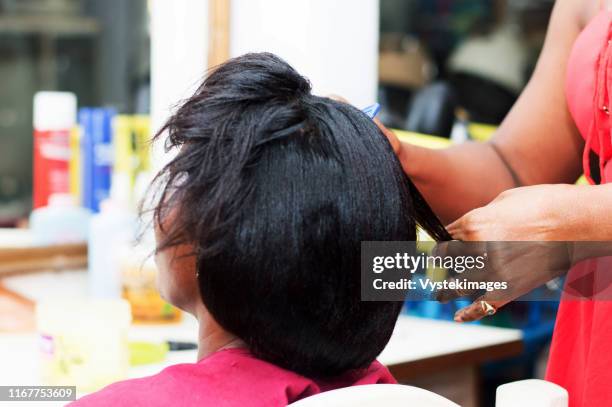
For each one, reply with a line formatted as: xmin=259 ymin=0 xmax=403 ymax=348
xmin=0 ymin=229 xmax=87 ymax=276
xmin=0 ymin=15 xmax=100 ymax=36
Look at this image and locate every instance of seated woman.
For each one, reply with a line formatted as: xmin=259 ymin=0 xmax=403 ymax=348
xmin=72 ymin=53 xmax=450 ymax=406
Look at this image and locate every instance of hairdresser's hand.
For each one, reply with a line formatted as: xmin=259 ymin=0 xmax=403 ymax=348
xmin=439 ymin=184 xmax=577 ymax=322
xmin=325 ymin=94 xmax=402 ymax=155
xmin=374 ymin=119 xmax=402 ymax=156
xmin=326 ymin=94 xmax=403 ymax=156
xmin=434 ymin=241 xmax=573 ymax=322
xmin=447 ymin=184 xmax=579 ymax=241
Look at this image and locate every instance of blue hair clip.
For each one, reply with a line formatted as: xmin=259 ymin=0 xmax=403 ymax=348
xmin=362 ymin=103 xmax=381 ymax=120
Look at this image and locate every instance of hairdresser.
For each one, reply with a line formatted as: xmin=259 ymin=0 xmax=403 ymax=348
xmin=377 ymin=0 xmax=612 ymax=405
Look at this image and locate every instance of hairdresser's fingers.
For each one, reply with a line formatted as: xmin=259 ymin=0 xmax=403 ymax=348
xmin=431 ymin=241 xmax=452 ymax=257
xmin=435 ymin=262 xmax=491 ymax=303
xmin=432 ymin=241 xmax=489 ymax=285
xmin=374 ymin=118 xmax=402 ymax=155
xmin=454 ymin=297 xmax=508 ymax=323
xmin=432 ymin=241 xmax=486 ymax=258
xmin=446 ymin=217 xmax=468 ymax=240
xmin=447 ymin=211 xmax=485 ymax=241
xmin=435 ymin=278 xmax=481 ymax=304
xmin=326 ymin=94 xmax=350 ymax=104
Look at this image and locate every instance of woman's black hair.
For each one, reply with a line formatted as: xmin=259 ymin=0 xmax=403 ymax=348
xmin=152 ymin=52 xmax=451 ymax=378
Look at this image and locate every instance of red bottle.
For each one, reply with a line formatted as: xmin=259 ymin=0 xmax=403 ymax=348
xmin=33 ymin=92 xmax=77 ymax=209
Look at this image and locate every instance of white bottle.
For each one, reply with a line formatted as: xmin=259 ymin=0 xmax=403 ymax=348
xmin=29 ymin=194 xmax=91 ymax=245
xmin=88 ymin=199 xmax=136 ymax=299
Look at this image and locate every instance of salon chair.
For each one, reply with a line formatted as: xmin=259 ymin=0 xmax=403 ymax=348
xmin=288 ymin=384 xmax=459 ymax=407
xmin=288 ymin=380 xmax=567 ymax=407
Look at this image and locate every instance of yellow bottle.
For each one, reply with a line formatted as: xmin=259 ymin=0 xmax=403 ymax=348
xmin=68 ymin=126 xmax=82 ymax=203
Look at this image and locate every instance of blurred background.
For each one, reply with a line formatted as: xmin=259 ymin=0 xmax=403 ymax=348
xmin=0 ymin=1 xmax=559 ymax=406
xmin=0 ymin=0 xmax=555 ymax=220
xmin=0 ymin=0 xmax=149 ymax=223
xmin=378 ymin=0 xmax=552 ymax=136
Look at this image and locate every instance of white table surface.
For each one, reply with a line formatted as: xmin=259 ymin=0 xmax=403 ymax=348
xmin=0 ymin=270 xmax=522 ymax=404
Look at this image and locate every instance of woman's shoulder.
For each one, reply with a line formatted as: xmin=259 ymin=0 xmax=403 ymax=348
xmin=68 ymin=349 xmax=317 ymax=407
xmin=68 ymin=349 xmax=395 ymax=406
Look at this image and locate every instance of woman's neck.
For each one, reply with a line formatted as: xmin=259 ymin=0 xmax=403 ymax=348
xmin=195 ymin=306 xmax=246 ymax=360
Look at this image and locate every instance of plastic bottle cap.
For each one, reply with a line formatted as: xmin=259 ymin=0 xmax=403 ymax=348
xmin=33 ymin=91 xmax=77 ymax=131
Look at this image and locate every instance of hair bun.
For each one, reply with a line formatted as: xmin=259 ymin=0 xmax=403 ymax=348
xmin=205 ymin=53 xmax=312 ymax=102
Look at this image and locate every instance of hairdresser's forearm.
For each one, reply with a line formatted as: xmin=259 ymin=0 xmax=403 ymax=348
xmin=398 ymin=141 xmax=516 ymax=224
xmin=565 ymin=184 xmax=612 ymax=241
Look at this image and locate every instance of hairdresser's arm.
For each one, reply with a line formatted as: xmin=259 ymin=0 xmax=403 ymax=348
xmin=440 ymin=183 xmax=612 ymax=322
xmin=389 ymin=0 xmax=584 ymax=224
xmin=448 ymin=183 xmax=612 ymax=241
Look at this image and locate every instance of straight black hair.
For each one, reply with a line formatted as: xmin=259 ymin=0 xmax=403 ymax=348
xmin=152 ymin=52 xmax=450 ymax=378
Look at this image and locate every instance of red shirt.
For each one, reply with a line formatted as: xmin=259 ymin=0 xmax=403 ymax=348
xmin=69 ymin=348 xmax=396 ymax=406
xmin=547 ymin=6 xmax=612 ymax=406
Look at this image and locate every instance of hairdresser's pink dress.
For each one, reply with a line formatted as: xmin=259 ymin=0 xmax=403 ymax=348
xmin=68 ymin=348 xmax=395 ymax=406
xmin=546 ymin=8 xmax=612 ymax=406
